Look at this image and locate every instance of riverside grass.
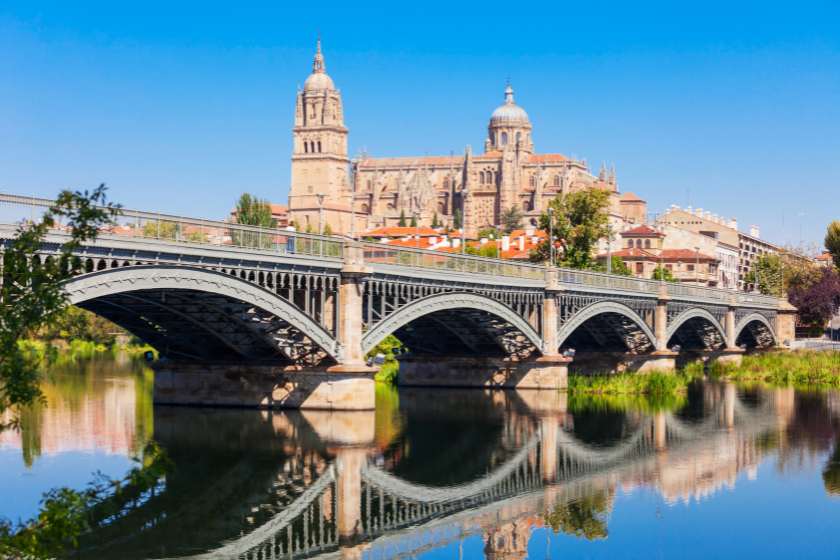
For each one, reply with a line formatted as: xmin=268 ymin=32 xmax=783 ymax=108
xmin=567 ymin=367 xmax=702 ymax=396
xmin=711 ymin=349 xmax=840 ymax=385
xmin=17 ymin=339 xmax=157 ymax=361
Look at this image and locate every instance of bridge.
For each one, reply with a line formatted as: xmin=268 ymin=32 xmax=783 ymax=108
xmin=1 ymin=193 xmax=794 ymax=409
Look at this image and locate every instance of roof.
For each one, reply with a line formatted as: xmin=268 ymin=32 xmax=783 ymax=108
xmin=620 ymin=192 xmax=645 ymax=202
xmin=363 ymin=226 xmax=442 ymax=238
xmin=383 ymin=237 xmax=441 ymax=249
xmin=289 ymin=202 xmax=353 ymax=212
xmin=597 ymin=248 xmax=718 ymax=261
xmin=623 ymin=225 xmax=658 ymax=235
xmin=362 ymin=156 xmax=461 ymax=167
xmin=527 ymin=154 xmax=571 ymax=164
xmin=230 ymin=204 xmax=287 ymax=216
xmin=817 ymin=252 xmax=833 ymax=260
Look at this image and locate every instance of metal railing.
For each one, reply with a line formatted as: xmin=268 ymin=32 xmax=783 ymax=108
xmin=0 ymin=192 xmax=344 ymax=260
xmin=362 ymin=242 xmax=547 ymax=280
xmin=666 ymin=282 xmax=731 ymax=302
xmin=556 ymin=268 xmax=660 ymax=294
xmin=735 ymin=292 xmax=779 ymax=307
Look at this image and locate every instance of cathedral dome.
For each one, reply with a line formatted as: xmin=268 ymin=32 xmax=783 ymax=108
xmin=304 ymin=38 xmax=335 ymax=92
xmin=490 ymin=83 xmax=529 ymax=125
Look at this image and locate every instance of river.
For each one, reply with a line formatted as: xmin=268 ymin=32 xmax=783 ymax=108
xmin=1 ymin=353 xmax=839 ymax=559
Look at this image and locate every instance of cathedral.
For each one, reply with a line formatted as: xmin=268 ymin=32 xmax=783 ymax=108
xmin=287 ymin=40 xmax=647 ymax=236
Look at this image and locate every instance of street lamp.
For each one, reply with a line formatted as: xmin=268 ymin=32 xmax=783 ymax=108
xmin=413 ymin=210 xmax=421 ymax=248
xmin=349 ymin=157 xmax=358 ymax=239
xmin=548 ymin=207 xmax=556 ymax=266
xmin=606 ymin=224 xmax=613 ymax=275
xmin=754 ymin=257 xmax=759 ymax=294
xmin=642 ymin=254 xmax=647 ymax=279
xmin=677 ymin=261 xmax=682 ymax=282
xmin=316 ymin=193 xmax=326 ymax=235
xmin=461 ymin=189 xmax=469 ymax=254
xmin=495 ymin=224 xmax=502 ymax=260
xmin=694 ymin=246 xmax=700 ymax=286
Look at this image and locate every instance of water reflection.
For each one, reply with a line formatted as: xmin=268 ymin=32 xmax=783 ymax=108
xmin=2 ymin=359 xmax=840 ymax=559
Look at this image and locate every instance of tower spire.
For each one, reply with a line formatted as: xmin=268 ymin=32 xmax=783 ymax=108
xmin=313 ymin=32 xmax=325 ymax=74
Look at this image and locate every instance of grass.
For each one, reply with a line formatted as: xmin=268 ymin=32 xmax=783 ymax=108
xmin=375 ymin=361 xmax=399 ymax=384
xmin=17 ymin=339 xmax=158 ymax=361
xmin=710 ymin=349 xmax=840 ymax=385
xmin=566 ymin=369 xmax=701 ymax=397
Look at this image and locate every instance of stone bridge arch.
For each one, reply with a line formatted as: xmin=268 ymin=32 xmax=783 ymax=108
xmin=666 ymin=307 xmax=730 ymax=349
xmin=735 ymin=312 xmax=778 ymax=347
xmin=556 ymin=300 xmax=659 ymax=353
xmin=361 ymin=292 xmax=545 ymax=357
xmin=66 ymin=265 xmax=341 ymax=363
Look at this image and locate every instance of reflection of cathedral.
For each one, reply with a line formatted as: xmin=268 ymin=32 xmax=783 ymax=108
xmin=287 ymin=40 xmax=648 ymax=235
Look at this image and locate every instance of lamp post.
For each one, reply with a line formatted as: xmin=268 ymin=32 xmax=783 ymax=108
xmin=606 ymin=224 xmax=613 ymax=275
xmin=655 ymin=212 xmax=660 ymax=228
xmin=496 ymin=224 xmax=502 ymax=260
xmin=413 ymin=210 xmax=421 ymax=248
xmin=642 ymin=254 xmax=647 ymax=279
xmin=677 ymin=261 xmax=682 ymax=282
xmin=548 ymin=207 xmax=555 ymax=266
xmin=316 ymin=193 xmax=326 ymax=235
xmin=461 ymin=189 xmax=469 ymax=254
xmin=754 ymin=258 xmax=759 ymax=293
xmin=349 ymin=157 xmax=358 ymax=239
xmin=659 ymin=232 xmax=665 ymax=281
xmin=695 ymin=246 xmax=700 ymax=286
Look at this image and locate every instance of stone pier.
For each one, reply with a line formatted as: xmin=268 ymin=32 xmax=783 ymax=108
xmin=396 ymin=355 xmax=569 ymax=389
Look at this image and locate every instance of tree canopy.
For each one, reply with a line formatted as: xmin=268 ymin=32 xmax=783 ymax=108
xmin=530 ymin=189 xmax=611 ymax=269
xmin=826 ymin=220 xmax=840 ymax=270
xmin=398 ymin=209 xmax=407 ymax=227
xmin=500 ymin=205 xmax=524 ymax=234
xmin=234 ymin=193 xmax=275 ymax=228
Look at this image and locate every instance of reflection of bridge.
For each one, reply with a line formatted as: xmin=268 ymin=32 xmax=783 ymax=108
xmin=2 ymin=194 xmax=793 ymax=409
xmin=84 ymin=385 xmax=782 ymax=560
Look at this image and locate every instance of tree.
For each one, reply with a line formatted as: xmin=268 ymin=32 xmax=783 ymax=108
xmin=500 ymin=205 xmax=524 ymax=234
xmin=0 ymin=186 xmax=171 ymax=558
xmin=398 ymin=209 xmax=407 ymax=227
xmin=233 ymin=193 xmax=275 ymax=228
xmin=652 ymin=265 xmax=679 ymax=282
xmin=409 ymin=214 xmax=417 ymax=227
xmin=592 ymin=256 xmax=632 ymax=276
xmin=464 ymin=242 xmax=500 ymax=259
xmin=529 ymin=189 xmax=611 ymax=269
xmin=323 ymin=222 xmax=333 ymax=236
xmin=431 ymin=212 xmax=439 ymax=229
xmin=453 ymin=208 xmax=463 ymax=230
xmin=545 ymin=494 xmax=611 ymax=541
xmin=743 ymin=253 xmax=784 ymax=295
xmin=826 ymin=220 xmax=840 ymax=270
xmin=305 ymin=222 xmax=313 ymax=233
xmin=788 ymin=266 xmax=840 ymax=327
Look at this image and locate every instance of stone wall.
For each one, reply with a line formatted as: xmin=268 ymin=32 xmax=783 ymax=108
xmin=396 ymin=355 xmax=568 ymax=389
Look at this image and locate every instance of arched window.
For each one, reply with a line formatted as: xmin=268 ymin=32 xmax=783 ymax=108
xmin=636 ymin=239 xmax=643 ymax=248
xmin=627 ymin=238 xmax=634 ymax=249
xmin=553 ymin=175 xmax=560 ymax=187
xmin=438 ymin=202 xmax=445 ymax=213
xmin=443 ymin=177 xmax=450 ymax=188
xmin=317 ymin=141 xmax=322 ymax=153
xmin=490 ymin=133 xmax=495 ymax=145
xmin=645 ymin=239 xmax=651 ymax=249
xmin=304 ymin=142 xmax=308 ymax=153
xmin=493 ymin=172 xmax=498 ymax=184
xmin=529 ymin=175 xmax=535 ymax=187
xmin=366 ymin=179 xmax=372 ymax=190
xmin=523 ymin=201 xmax=531 ymax=211
xmin=311 ymin=142 xmax=315 ymax=153
xmin=479 ymin=172 xmax=485 ymax=184
xmin=501 ymin=132 xmax=508 ymax=145
xmin=516 ymin=132 xmax=521 ymax=144
xmin=360 ymin=204 xmax=369 ymax=213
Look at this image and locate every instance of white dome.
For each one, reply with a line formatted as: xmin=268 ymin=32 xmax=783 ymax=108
xmin=490 ymin=84 xmax=529 ymax=125
xmin=304 ymin=72 xmax=334 ymax=92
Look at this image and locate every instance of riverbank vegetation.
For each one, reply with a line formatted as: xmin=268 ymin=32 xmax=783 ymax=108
xmin=365 ymin=335 xmax=403 ymax=384
xmin=711 ymin=350 xmax=840 ymax=385
xmin=566 ymin=368 xmax=702 ymax=396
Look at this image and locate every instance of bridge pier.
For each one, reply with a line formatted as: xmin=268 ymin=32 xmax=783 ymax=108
xmin=396 ymin=355 xmax=569 ymax=389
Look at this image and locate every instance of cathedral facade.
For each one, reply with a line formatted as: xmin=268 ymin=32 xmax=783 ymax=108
xmin=288 ymin=41 xmax=647 ymax=235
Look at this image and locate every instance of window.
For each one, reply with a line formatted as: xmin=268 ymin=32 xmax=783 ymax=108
xmin=304 ymin=142 xmax=308 ymax=153
xmin=479 ymin=172 xmax=485 ymax=184
xmin=443 ymin=177 xmax=450 ymax=188
xmin=490 ymin=133 xmax=495 ymax=145
xmin=366 ymin=179 xmax=372 ymax=190
xmin=523 ymin=201 xmax=531 ymax=211
xmin=636 ymin=263 xmax=644 ymax=274
xmin=627 ymin=239 xmax=634 ymax=249
xmin=529 ymin=175 xmax=535 ymax=187
xmin=317 ymin=141 xmax=322 ymax=153
xmin=687 ymin=264 xmax=695 ymax=272
xmin=360 ymin=204 xmax=369 ymax=213
xmin=501 ymin=132 xmax=508 ymax=145
xmin=644 ymin=239 xmax=651 ymax=249
xmin=636 ymin=239 xmax=643 ymax=248
xmin=553 ymin=175 xmax=560 ymax=186
xmin=666 ymin=264 xmax=673 ymax=271
xmin=516 ymin=132 xmax=521 ymax=144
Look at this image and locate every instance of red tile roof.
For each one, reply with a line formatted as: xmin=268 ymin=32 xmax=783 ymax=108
xmin=363 ymin=226 xmax=442 ymax=238
xmin=527 ymin=154 xmax=571 ymax=163
xmin=817 ymin=252 xmax=833 ymax=260
xmin=623 ymin=225 xmax=658 ymax=235
xmin=596 ymin=248 xmax=717 ymax=262
xmin=362 ymin=156 xmax=461 ymax=167
xmin=620 ymin=192 xmax=645 ymax=202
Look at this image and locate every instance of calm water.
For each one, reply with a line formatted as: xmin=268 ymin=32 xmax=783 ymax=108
xmin=2 ymin=355 xmax=840 ymax=559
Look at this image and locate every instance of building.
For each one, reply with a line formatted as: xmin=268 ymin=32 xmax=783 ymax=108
xmin=659 ymin=205 xmax=779 ymax=291
xmin=286 ymin=40 xmax=647 ymax=236
xmin=229 ymin=204 xmax=289 ymax=228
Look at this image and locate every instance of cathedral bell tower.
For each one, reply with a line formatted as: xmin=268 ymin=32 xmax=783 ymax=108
xmin=288 ymin=38 xmax=350 ymax=229
xmin=485 ymin=80 xmax=533 ymax=154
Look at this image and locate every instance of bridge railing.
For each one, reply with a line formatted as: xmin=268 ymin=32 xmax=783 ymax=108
xmin=665 ymin=282 xmax=731 ymax=302
xmin=0 ymin=193 xmax=344 ymax=260
xmin=556 ymin=268 xmax=660 ymax=294
xmin=361 ymin=241 xmax=547 ymax=280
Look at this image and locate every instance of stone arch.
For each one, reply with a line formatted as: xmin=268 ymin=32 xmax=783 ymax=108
xmin=361 ymin=292 xmax=545 ymax=356
xmin=64 ymin=265 xmax=340 ymax=362
xmin=735 ymin=313 xmax=778 ymax=347
xmin=556 ymin=300 xmax=659 ymax=352
xmin=666 ymin=308 xmax=730 ymax=349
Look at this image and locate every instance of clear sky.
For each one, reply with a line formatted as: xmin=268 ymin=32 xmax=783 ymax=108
xmin=1 ymin=1 xmax=838 ymax=247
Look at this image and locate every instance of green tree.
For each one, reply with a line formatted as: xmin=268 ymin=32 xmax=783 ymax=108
xmin=744 ymin=253 xmax=784 ymax=295
xmin=652 ymin=265 xmax=679 ymax=282
xmin=592 ymin=256 xmax=633 ymax=276
xmin=530 ymin=189 xmax=611 ymax=269
xmin=545 ymin=494 xmax=611 ymax=541
xmin=453 ymin=208 xmax=463 ymax=230
xmin=410 ymin=214 xmax=417 ymax=227
xmin=0 ymin=186 xmax=171 ymax=558
xmin=398 ymin=209 xmax=407 ymax=227
xmin=826 ymin=220 xmax=840 ymax=270
xmin=306 ymin=222 xmax=313 ymax=233
xmin=464 ymin=242 xmax=500 ymax=258
xmin=233 ymin=193 xmax=275 ymax=228
xmin=323 ymin=222 xmax=333 ymax=236
xmin=500 ymin=205 xmax=525 ymax=234
xmin=141 ymin=220 xmax=176 ymax=239
xmin=431 ymin=212 xmax=439 ymax=229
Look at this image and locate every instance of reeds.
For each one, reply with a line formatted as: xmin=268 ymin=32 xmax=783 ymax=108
xmin=710 ymin=349 xmax=840 ymax=385
xmin=16 ymin=340 xmax=157 ymax=362
xmin=567 ymin=370 xmax=695 ymax=396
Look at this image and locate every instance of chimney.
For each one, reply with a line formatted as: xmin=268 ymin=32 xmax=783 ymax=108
xmin=519 ymin=235 xmax=525 ymax=251
xmin=729 ymin=218 xmax=738 ymax=230
xmin=686 ymin=205 xmax=692 ymax=213
xmin=704 ymin=211 xmax=711 ymax=220
xmin=525 ymin=226 xmax=536 ymax=236
xmin=750 ymin=226 xmax=759 ymax=238
xmin=429 ymin=236 xmax=436 ymax=245
xmin=480 ymin=237 xmax=488 ymax=244
xmin=675 ymin=205 xmax=680 ymax=211
xmin=452 ymin=238 xmax=460 ymax=248
xmin=719 ymin=217 xmax=726 ymax=225
xmin=502 ymin=235 xmax=510 ymax=251
xmin=711 ymin=214 xmax=718 ymax=222
xmin=695 ymin=208 xmax=703 ymax=217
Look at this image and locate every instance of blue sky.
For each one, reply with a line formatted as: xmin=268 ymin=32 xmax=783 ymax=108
xmin=1 ymin=1 xmax=838 ymax=247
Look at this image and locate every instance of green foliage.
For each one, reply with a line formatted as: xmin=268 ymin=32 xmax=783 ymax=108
xmin=652 ymin=265 xmax=680 ymax=282
xmin=294 ymin=220 xmax=301 ymax=232
xmin=453 ymin=208 xmax=463 ymax=230
xmin=545 ymin=493 xmax=611 ymax=541
xmin=567 ymin=370 xmax=698 ymax=396
xmin=27 ymin=306 xmax=124 ymax=346
xmin=592 ymin=256 xmax=632 ymax=276
xmin=500 ymin=205 xmax=524 ymax=234
xmin=530 ymin=189 xmax=611 ymax=269
xmin=0 ymin=442 xmax=171 ymax=559
xmin=398 ymin=209 xmax=407 ymax=227
xmin=141 ymin=220 xmax=176 ymax=239
xmin=431 ymin=212 xmax=439 ymax=229
xmin=323 ymin=222 xmax=333 ymax=236
xmin=476 ymin=228 xmax=497 ymax=240
xmin=709 ymin=349 xmax=840 ymax=385
xmin=826 ymin=220 xmax=840 ymax=270
xmin=409 ymin=214 xmax=417 ymax=227
xmin=743 ymin=253 xmax=784 ymax=295
xmin=366 ymin=335 xmax=404 ymax=384
xmin=463 ymin=242 xmax=500 ymax=259
xmin=234 ymin=193 xmax=275 ymax=228
xmin=306 ymin=222 xmax=313 ymax=233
